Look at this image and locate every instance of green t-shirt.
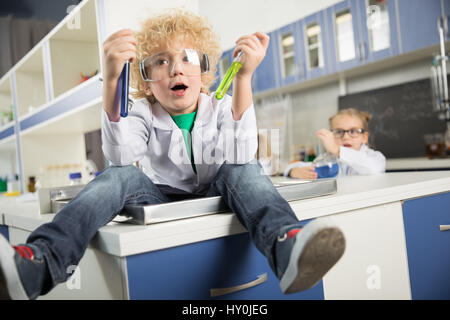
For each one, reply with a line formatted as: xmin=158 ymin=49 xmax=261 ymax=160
xmin=170 ymin=111 xmax=197 ymax=174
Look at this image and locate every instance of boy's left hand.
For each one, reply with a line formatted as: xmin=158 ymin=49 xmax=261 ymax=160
xmin=316 ymin=129 xmax=340 ymax=156
xmin=234 ymin=32 xmax=270 ymax=80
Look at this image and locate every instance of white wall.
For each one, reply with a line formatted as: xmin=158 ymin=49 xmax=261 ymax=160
xmin=103 ymin=0 xmax=200 ymax=35
xmin=199 ymin=0 xmax=341 ymax=50
xmin=346 ymin=58 xmax=432 ymax=94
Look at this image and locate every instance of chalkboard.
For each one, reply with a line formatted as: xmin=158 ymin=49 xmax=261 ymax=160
xmin=338 ymin=78 xmax=447 ymax=158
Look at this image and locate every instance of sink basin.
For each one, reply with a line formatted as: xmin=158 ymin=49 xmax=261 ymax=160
xmin=38 ymin=178 xmax=337 ymax=225
xmin=121 ymin=178 xmax=337 ymax=225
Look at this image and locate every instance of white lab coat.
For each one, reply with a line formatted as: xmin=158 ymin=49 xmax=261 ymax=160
xmin=101 ymin=93 xmax=258 ymax=194
xmin=284 ymin=144 xmax=386 ymax=177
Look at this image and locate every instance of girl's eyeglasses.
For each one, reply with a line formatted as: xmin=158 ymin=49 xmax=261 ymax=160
xmin=332 ymin=128 xmax=365 ymax=138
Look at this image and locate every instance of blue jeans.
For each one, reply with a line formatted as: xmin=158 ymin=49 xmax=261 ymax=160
xmin=26 ymin=162 xmax=300 ymax=294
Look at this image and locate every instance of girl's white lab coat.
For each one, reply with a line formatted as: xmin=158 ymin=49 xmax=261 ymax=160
xmin=284 ymin=144 xmax=386 ymax=177
xmin=102 ymin=93 xmax=258 ymax=194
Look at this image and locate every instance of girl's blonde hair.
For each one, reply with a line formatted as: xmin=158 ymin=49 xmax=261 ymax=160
xmin=130 ymin=8 xmax=222 ymax=103
xmin=329 ymin=108 xmax=372 ymax=131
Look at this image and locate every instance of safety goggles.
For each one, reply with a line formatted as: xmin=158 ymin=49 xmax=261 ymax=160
xmin=332 ymin=128 xmax=366 ymax=138
xmin=139 ymin=49 xmax=210 ymax=82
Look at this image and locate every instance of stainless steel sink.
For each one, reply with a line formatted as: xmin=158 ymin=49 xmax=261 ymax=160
xmin=38 ymin=178 xmax=337 ymax=225
xmin=121 ymin=178 xmax=337 ymax=225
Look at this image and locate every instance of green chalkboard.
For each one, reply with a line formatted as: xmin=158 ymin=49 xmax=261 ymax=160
xmin=338 ymin=78 xmax=447 ymax=158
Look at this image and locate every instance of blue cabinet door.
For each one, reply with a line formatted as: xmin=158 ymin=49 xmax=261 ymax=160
xmin=402 ymin=192 xmax=450 ymax=299
xmin=273 ymin=22 xmax=306 ymax=88
xmin=326 ymin=0 xmax=363 ymax=72
xmin=126 ymin=232 xmax=324 ymax=300
xmin=357 ymin=0 xmax=400 ymax=62
xmin=442 ymin=0 xmax=450 ymax=41
xmin=302 ymin=10 xmax=332 ymax=79
xmin=397 ymin=0 xmax=443 ymax=54
xmin=254 ymin=31 xmax=279 ymax=93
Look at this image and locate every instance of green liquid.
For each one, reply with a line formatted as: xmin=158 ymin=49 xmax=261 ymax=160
xmin=215 ymin=61 xmax=242 ymax=100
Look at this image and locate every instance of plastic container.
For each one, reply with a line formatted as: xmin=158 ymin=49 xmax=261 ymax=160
xmin=6 ymin=174 xmax=20 ymax=196
xmin=313 ymin=153 xmax=339 ymax=179
xmin=69 ymin=172 xmax=83 ymax=185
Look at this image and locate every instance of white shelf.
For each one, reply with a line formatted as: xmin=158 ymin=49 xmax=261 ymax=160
xmin=0 ymin=76 xmax=13 ymax=126
xmin=49 ymin=0 xmax=100 ymax=98
xmin=18 ymin=89 xmax=103 ymax=187
xmin=15 ymin=47 xmax=47 ymax=117
xmin=21 ymin=98 xmax=102 ymax=137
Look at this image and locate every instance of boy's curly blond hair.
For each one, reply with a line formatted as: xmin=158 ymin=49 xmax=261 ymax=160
xmin=130 ymin=8 xmax=222 ymax=103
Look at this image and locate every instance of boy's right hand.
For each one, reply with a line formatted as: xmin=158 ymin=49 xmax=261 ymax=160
xmin=289 ymin=166 xmax=318 ymax=180
xmin=102 ymin=29 xmax=137 ymax=120
xmin=102 ymin=29 xmax=137 ymax=83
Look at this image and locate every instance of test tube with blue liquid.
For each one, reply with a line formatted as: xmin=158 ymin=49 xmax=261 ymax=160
xmin=118 ymin=62 xmax=130 ymax=117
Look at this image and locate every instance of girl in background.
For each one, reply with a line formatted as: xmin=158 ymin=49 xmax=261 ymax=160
xmin=285 ymin=108 xmax=386 ymax=179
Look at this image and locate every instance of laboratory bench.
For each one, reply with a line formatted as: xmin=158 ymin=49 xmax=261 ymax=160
xmin=1 ymin=171 xmax=450 ymax=300
xmin=386 ymin=157 xmax=450 ymax=172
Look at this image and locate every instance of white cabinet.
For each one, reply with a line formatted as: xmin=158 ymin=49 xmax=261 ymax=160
xmin=7 ymin=226 xmax=127 ymax=300
xmin=322 ymin=201 xmax=411 ymax=300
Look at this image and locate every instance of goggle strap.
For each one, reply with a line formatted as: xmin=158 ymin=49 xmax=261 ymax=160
xmin=202 ymin=53 xmax=210 ymax=73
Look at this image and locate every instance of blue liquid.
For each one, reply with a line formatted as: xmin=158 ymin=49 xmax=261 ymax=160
xmin=315 ymin=163 xmax=339 ymax=178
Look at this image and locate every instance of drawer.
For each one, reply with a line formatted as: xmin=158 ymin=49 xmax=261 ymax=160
xmin=126 ymin=232 xmax=324 ymax=300
xmin=403 ymin=192 xmax=450 ymax=299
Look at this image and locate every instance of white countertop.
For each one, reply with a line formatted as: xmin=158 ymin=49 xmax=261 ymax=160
xmin=2 ymin=171 xmax=450 ymax=257
xmin=386 ymin=157 xmax=450 ymax=170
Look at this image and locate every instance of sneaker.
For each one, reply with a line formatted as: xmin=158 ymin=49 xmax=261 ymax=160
xmin=0 ymin=234 xmax=47 ymax=300
xmin=274 ymin=218 xmax=346 ymax=294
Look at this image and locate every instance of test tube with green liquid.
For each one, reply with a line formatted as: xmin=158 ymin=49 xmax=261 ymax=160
xmin=215 ymin=52 xmax=243 ymax=100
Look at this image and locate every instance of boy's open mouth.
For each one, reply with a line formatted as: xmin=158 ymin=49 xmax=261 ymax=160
xmin=171 ymin=83 xmax=188 ymax=96
xmin=343 ymin=143 xmax=352 ymax=148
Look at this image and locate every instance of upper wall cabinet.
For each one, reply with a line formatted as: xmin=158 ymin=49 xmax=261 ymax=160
xmin=274 ymin=23 xmax=306 ymax=87
xmin=327 ymin=0 xmax=399 ymax=72
xmin=444 ymin=0 xmax=450 ymax=40
xmin=302 ymin=11 xmax=332 ymax=79
xmin=357 ymin=0 xmax=400 ymax=62
xmin=397 ymin=0 xmax=445 ymax=54
xmin=201 ymin=0 xmax=449 ymax=97
xmin=254 ymin=31 xmax=280 ymax=92
xmin=326 ymin=1 xmax=362 ymax=71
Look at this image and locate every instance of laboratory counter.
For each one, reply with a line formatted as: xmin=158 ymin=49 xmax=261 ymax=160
xmin=0 ymin=171 xmax=450 ymax=299
xmin=386 ymin=157 xmax=450 ymax=171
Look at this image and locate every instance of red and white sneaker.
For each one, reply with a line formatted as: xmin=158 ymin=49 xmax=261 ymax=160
xmin=275 ymin=218 xmax=346 ymax=294
xmin=0 ymin=234 xmax=43 ymax=300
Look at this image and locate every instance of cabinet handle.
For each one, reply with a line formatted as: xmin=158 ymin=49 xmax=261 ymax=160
xmin=361 ymin=42 xmax=367 ymax=61
xmin=444 ymin=16 xmax=449 ymax=37
xmin=440 ymin=225 xmax=450 ymax=231
xmin=210 ymin=273 xmax=268 ymax=297
xmin=357 ymin=43 xmax=362 ymax=61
